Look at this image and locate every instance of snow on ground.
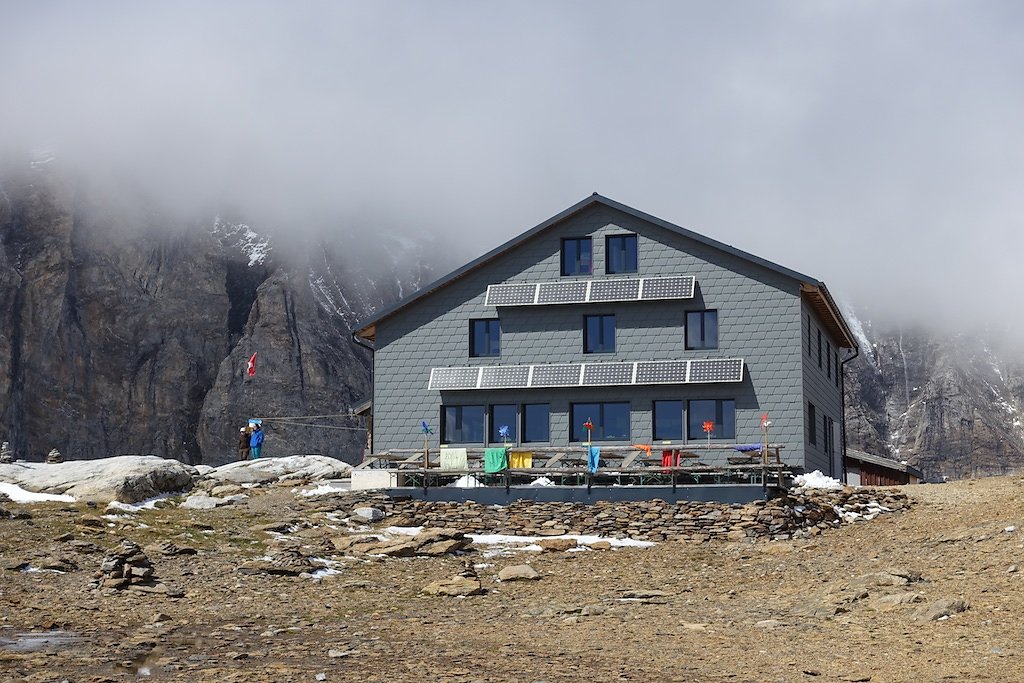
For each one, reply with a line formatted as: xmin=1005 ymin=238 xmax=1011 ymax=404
xmin=792 ymin=470 xmax=844 ymax=490
xmin=834 ymin=500 xmax=891 ymax=523
xmin=0 ymin=482 xmax=75 ymax=503
xmin=379 ymin=525 xmax=654 ymax=557
xmin=528 ymin=477 xmax=555 ymax=487
xmin=104 ymin=493 xmax=177 ymax=513
xmin=298 ymin=481 xmax=352 ymax=497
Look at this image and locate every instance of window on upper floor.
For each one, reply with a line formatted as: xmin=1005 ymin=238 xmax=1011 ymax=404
xmin=561 ymin=237 xmax=592 ymax=276
xmin=522 ymin=403 xmax=550 ymax=443
xmin=823 ymin=415 xmax=835 ymax=456
xmin=571 ymin=402 xmax=631 ymax=441
xmin=827 ymin=341 xmax=832 ymax=379
xmin=685 ymin=310 xmax=718 ymax=350
xmin=441 ymin=405 xmax=485 ymax=444
xmin=469 ymin=319 xmax=501 ymax=357
xmin=653 ymin=400 xmax=683 ymax=441
xmin=584 ymin=314 xmax=616 ymax=353
xmin=834 ymin=351 xmax=840 ymax=387
xmin=687 ymin=399 xmax=735 ymax=440
xmin=817 ymin=328 xmax=822 ymax=368
xmin=807 ymin=315 xmax=812 ymax=356
xmin=606 ymin=234 xmax=638 ymax=274
xmin=489 ymin=404 xmax=517 ymax=443
xmin=808 ymin=402 xmax=817 ymax=446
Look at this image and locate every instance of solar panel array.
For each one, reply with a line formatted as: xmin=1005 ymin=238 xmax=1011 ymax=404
xmin=429 ymin=358 xmax=743 ymax=390
xmin=428 ymin=367 xmax=481 ymax=390
xmin=537 ymin=281 xmax=588 ymax=304
xmin=635 ymin=360 xmax=689 ymax=385
xmin=485 ymin=283 xmax=535 ymax=306
xmin=582 ymin=362 xmax=634 ymax=386
xmin=589 ymin=278 xmax=641 ymax=302
xmin=531 ymin=364 xmax=583 ymax=387
xmin=479 ymin=365 xmax=530 ymax=389
xmin=688 ymin=358 xmax=745 ymax=383
xmin=485 ymin=275 xmax=695 ymax=307
xmin=639 ymin=275 xmax=695 ymax=300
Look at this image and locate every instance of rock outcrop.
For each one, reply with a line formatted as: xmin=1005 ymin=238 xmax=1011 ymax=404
xmin=0 ymin=455 xmax=196 ymax=503
xmin=0 ymin=163 xmax=435 ymax=466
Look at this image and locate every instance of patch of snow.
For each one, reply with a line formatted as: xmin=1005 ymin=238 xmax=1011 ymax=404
xmin=299 ymin=481 xmax=351 ymax=497
xmin=0 ymin=482 xmax=75 ymax=503
xmin=527 ymin=477 xmax=555 ymax=487
xmin=792 ymin=470 xmax=844 ymax=490
xmin=838 ymin=302 xmax=875 ymax=363
xmin=447 ymin=474 xmax=483 ymax=488
xmin=212 ymin=218 xmax=271 ymax=267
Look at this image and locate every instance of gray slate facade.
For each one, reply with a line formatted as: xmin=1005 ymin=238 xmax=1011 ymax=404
xmin=355 ymin=195 xmax=856 ymax=473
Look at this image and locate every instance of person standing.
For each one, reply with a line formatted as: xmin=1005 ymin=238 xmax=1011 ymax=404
xmin=250 ymin=424 xmax=264 ymax=459
xmin=237 ymin=427 xmax=250 ymax=461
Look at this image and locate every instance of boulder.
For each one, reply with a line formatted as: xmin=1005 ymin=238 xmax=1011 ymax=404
xmin=498 ymin=564 xmax=540 ymax=581
xmin=205 ymin=456 xmax=352 ymax=485
xmin=180 ymin=494 xmax=247 ymax=510
xmin=352 ymin=507 xmax=384 ymax=522
xmin=871 ymin=593 xmax=924 ymax=610
xmin=538 ymin=538 xmax=577 ymax=552
xmin=0 ymin=455 xmax=196 ymax=503
xmin=912 ymin=598 xmax=969 ymax=622
xmin=422 ymin=575 xmax=485 ymax=597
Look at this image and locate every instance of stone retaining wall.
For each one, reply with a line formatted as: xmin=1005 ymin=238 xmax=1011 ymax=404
xmin=341 ymin=488 xmax=911 ymax=543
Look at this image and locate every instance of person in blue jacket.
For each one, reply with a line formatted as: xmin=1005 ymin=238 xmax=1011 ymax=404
xmin=250 ymin=424 xmax=265 ymax=459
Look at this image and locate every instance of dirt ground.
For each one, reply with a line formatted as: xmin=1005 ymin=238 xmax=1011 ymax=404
xmin=1 ymin=476 xmax=1023 ymax=683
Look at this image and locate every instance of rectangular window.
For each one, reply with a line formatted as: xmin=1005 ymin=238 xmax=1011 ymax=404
xmin=807 ymin=315 xmax=811 ymax=356
xmin=469 ymin=319 xmax=500 ymax=357
xmin=686 ymin=310 xmax=719 ymax=350
xmin=653 ymin=400 xmax=683 ymax=441
xmin=606 ymin=234 xmax=638 ymax=274
xmin=808 ymin=402 xmax=817 ymax=446
xmin=584 ymin=314 xmax=616 ymax=353
xmin=571 ymin=402 xmax=631 ymax=441
xmin=522 ymin=404 xmax=550 ymax=443
xmin=687 ymin=399 xmax=735 ymax=440
xmin=441 ymin=405 xmax=484 ymax=444
xmin=826 ymin=341 xmax=832 ymax=379
xmin=561 ymin=237 xmax=592 ymax=276
xmin=817 ymin=329 xmax=822 ymax=368
xmin=834 ymin=351 xmax=840 ymax=387
xmin=489 ymin=404 xmax=517 ymax=444
xmin=823 ymin=416 xmax=834 ymax=456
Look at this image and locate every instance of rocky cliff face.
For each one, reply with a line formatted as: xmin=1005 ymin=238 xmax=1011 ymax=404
xmin=0 ymin=163 xmax=434 ymax=465
xmin=843 ymin=312 xmax=1024 ymax=480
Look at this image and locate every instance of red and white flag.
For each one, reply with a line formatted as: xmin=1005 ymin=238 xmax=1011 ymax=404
xmin=246 ymin=353 xmax=257 ymax=377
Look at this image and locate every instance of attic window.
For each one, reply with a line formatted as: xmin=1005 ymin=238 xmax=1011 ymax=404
xmin=561 ymin=238 xmax=592 ymax=276
xmin=606 ymin=234 xmax=638 ymax=274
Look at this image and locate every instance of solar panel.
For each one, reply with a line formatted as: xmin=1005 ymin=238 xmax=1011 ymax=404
xmin=635 ymin=360 xmax=689 ymax=385
xmin=537 ymin=281 xmax=588 ymax=305
xmin=428 ymin=367 xmax=481 ymax=390
xmin=485 ymin=283 xmax=536 ymax=307
xmin=529 ymin=364 xmax=582 ymax=387
xmin=582 ymin=362 xmax=634 ymax=386
xmin=689 ymin=358 xmax=744 ymax=383
xmin=588 ymin=278 xmax=641 ymax=302
xmin=479 ymin=365 xmax=530 ymax=389
xmin=639 ymin=275 xmax=695 ymax=300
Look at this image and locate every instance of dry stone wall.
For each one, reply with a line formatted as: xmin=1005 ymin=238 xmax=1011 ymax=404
xmin=340 ymin=488 xmax=911 ymax=542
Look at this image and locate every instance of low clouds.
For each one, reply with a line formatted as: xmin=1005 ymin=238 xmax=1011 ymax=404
xmin=1 ymin=1 xmax=1021 ymax=332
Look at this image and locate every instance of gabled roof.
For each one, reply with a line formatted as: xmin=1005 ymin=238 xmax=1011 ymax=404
xmin=847 ymin=449 xmax=924 ymax=479
xmin=354 ymin=193 xmax=857 ymax=349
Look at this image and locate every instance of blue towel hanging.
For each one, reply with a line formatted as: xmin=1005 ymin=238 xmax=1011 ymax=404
xmin=588 ymin=446 xmax=600 ymax=474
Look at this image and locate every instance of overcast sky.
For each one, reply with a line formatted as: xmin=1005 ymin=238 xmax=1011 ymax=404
xmin=2 ymin=1 xmax=1022 ymax=331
